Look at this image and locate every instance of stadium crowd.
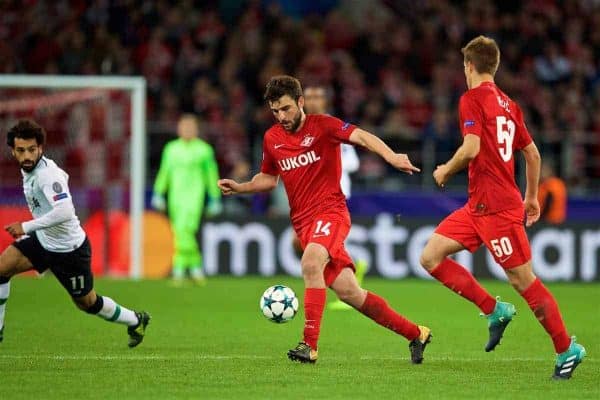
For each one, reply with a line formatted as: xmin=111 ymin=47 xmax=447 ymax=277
xmin=1 ymin=0 xmax=600 ymax=192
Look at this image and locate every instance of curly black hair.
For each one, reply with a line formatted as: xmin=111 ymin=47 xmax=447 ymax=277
xmin=6 ymin=119 xmax=46 ymax=148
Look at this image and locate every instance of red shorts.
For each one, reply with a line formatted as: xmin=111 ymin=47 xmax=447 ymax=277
xmin=435 ymin=206 xmax=531 ymax=269
xmin=297 ymin=210 xmax=354 ymax=286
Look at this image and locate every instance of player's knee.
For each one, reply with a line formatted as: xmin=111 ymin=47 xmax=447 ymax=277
xmin=505 ymin=264 xmax=536 ymax=293
xmin=336 ymin=286 xmax=362 ymax=306
xmin=74 ymin=293 xmax=98 ymax=312
xmin=506 ymin=272 xmax=534 ymax=293
xmin=73 ymin=299 xmax=88 ymax=311
xmin=419 ymin=251 xmax=439 ymax=272
xmin=0 ymin=253 xmax=16 ymax=278
xmin=300 ymin=258 xmax=321 ymax=279
xmin=507 ymin=275 xmax=525 ymax=292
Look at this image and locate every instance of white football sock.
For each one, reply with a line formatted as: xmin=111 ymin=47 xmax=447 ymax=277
xmin=172 ymin=266 xmax=185 ymax=280
xmin=190 ymin=267 xmax=205 ymax=279
xmin=97 ymin=296 xmax=139 ymax=326
xmin=0 ymin=282 xmax=10 ymax=330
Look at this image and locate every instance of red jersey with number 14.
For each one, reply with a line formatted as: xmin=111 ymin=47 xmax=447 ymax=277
xmin=260 ymin=114 xmax=356 ymax=228
xmin=459 ymin=81 xmax=533 ymax=215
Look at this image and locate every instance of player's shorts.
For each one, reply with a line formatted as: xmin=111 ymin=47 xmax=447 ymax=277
xmin=297 ymin=209 xmax=354 ymax=287
xmin=12 ymin=232 xmax=93 ymax=297
xmin=435 ymin=205 xmax=531 ymax=269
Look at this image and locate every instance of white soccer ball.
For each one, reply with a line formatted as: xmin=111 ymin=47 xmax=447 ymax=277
xmin=259 ymin=285 xmax=299 ymax=323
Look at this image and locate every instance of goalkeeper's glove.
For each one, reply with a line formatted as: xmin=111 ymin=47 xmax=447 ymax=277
xmin=207 ymin=198 xmax=223 ymax=217
xmin=151 ymin=193 xmax=167 ymax=212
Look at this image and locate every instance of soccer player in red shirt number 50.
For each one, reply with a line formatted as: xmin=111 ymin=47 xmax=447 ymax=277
xmin=218 ymin=75 xmax=431 ymax=364
xmin=419 ymin=36 xmax=586 ymax=380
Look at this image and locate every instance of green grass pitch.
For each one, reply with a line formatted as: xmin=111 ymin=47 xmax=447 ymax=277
xmin=0 ymin=276 xmax=598 ymax=399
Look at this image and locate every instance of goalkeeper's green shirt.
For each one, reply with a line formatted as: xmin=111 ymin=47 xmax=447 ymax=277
xmin=153 ymin=138 xmax=221 ymax=212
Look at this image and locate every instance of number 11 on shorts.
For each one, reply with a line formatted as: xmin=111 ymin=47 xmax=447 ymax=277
xmin=70 ymin=275 xmax=84 ymax=290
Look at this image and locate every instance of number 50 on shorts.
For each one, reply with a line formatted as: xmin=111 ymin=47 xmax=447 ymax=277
xmin=490 ymin=236 xmax=513 ymax=258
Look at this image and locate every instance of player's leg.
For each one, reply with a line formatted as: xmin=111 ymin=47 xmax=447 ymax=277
xmin=288 ymin=213 xmax=356 ymax=363
xmin=420 ymin=232 xmax=497 ymax=316
xmin=0 ymin=244 xmax=37 ymax=342
xmin=171 ymin=222 xmax=189 ymax=284
xmin=170 ymin=205 xmax=205 ymax=285
xmin=504 ymin=260 xmax=585 ymax=379
xmin=330 ymin=268 xmax=431 ymax=364
xmin=73 ymin=288 xmax=138 ymax=326
xmin=73 ymin=289 xmax=150 ymax=348
xmin=287 ymin=230 xmax=328 ymax=362
xmin=422 ymin=208 xmax=518 ymax=351
xmin=287 ymin=242 xmax=329 ymax=363
xmin=328 ymin=245 xmax=367 ymax=311
xmin=421 ymin=207 xmax=516 ymax=351
xmin=51 ymin=238 xmax=150 ymax=348
xmin=187 ymin=207 xmax=206 ymax=285
xmin=179 ymin=226 xmax=204 ymax=284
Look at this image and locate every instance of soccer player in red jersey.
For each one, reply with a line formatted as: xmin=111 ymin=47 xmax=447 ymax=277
xmin=419 ymin=36 xmax=586 ymax=379
xmin=218 ymin=75 xmax=431 ymax=364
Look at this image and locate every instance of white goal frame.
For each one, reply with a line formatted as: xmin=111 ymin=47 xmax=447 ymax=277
xmin=0 ymin=75 xmax=147 ymax=279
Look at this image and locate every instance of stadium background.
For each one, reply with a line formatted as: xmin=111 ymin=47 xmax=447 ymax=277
xmin=0 ymin=0 xmax=599 ymax=280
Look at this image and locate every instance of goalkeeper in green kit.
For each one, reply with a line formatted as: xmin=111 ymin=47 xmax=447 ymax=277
xmin=152 ymin=114 xmax=222 ymax=285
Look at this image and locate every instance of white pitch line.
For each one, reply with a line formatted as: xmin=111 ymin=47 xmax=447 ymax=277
xmin=0 ymin=354 xmax=272 ymax=361
xmin=0 ymin=354 xmax=596 ymax=363
xmin=360 ymin=356 xmax=599 ymax=363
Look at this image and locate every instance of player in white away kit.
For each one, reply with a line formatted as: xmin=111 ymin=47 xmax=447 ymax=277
xmin=0 ymin=120 xmax=150 ymax=346
xmin=302 ymin=85 xmax=367 ymax=311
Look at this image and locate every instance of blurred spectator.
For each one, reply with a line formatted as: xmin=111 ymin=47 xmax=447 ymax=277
xmin=223 ymin=159 xmax=253 ymax=215
xmin=422 ymin=109 xmax=460 ymax=167
xmin=538 ymin=161 xmax=568 ymax=224
xmin=534 ymin=43 xmax=572 ymax=84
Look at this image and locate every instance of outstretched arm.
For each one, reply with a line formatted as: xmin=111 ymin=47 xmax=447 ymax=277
xmin=348 ymin=128 xmax=420 ymax=174
xmin=433 ymin=134 xmax=480 ymax=187
xmin=521 ymin=142 xmax=541 ymax=226
xmin=218 ymin=172 xmax=278 ymax=195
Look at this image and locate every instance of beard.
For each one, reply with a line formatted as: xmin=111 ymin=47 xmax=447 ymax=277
xmin=20 ymin=154 xmax=41 ymax=173
xmin=283 ymin=111 xmax=302 ymax=132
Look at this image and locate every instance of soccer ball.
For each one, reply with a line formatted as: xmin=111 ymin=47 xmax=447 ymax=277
xmin=259 ymin=285 xmax=299 ymax=323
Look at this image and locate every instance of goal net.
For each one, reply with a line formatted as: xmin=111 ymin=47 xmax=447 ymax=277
xmin=0 ymin=75 xmax=146 ymax=278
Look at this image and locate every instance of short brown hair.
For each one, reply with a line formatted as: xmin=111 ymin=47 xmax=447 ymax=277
xmin=263 ymin=75 xmax=303 ymax=103
xmin=461 ymin=36 xmax=500 ymax=76
xmin=7 ymin=119 xmax=46 ymax=148
xmin=179 ymin=113 xmax=200 ymax=125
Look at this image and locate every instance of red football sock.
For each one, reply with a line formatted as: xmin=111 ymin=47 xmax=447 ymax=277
xmin=430 ymin=258 xmax=496 ymax=315
xmin=303 ymin=288 xmax=326 ymax=350
xmin=359 ymin=292 xmax=420 ymax=341
xmin=521 ymin=278 xmax=570 ymax=353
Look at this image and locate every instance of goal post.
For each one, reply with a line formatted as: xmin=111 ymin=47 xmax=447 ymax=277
xmin=0 ymin=75 xmax=146 ymax=279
